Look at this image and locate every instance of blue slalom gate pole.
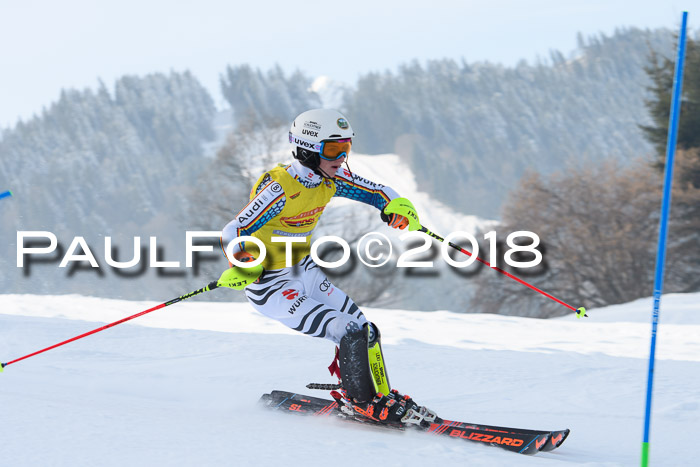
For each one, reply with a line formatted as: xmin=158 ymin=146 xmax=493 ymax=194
xmin=641 ymin=11 xmax=688 ymax=467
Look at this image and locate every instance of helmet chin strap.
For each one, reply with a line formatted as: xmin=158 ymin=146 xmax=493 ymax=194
xmin=318 ymin=167 xmax=334 ymax=179
xmin=295 ymin=148 xmax=325 ymax=177
xmin=342 ymin=159 xmax=353 ymax=180
xmin=318 ymin=157 xmax=352 ymax=180
xmin=317 ymin=161 xmax=340 ymax=179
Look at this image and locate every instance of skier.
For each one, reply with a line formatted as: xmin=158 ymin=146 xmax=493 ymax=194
xmin=221 ymin=109 xmax=436 ymax=426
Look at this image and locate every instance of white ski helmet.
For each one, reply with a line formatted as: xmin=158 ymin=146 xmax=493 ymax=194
xmin=289 ymin=109 xmax=355 ymax=172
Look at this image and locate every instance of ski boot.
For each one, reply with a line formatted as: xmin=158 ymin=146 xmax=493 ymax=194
xmin=331 ymin=388 xmax=438 ymax=428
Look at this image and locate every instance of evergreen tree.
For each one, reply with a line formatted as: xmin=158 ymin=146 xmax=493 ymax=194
xmin=0 ymin=72 xmax=216 ymax=299
xmin=345 ymin=28 xmax=675 ymax=218
xmin=219 ymin=64 xmax=320 ymax=125
xmin=640 ymin=34 xmax=700 ymax=281
xmin=640 ymin=34 xmax=700 ymax=185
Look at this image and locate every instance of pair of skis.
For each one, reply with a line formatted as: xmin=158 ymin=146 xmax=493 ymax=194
xmin=260 ymin=390 xmax=569 ymax=455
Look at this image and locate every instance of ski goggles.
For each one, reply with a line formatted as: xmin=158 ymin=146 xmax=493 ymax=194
xmin=319 ymin=138 xmax=352 ymax=161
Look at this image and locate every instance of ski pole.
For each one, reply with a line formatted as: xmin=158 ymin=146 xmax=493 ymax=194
xmin=0 ymin=266 xmax=258 ymax=372
xmin=0 ymin=190 xmax=12 ymax=201
xmin=419 ymin=225 xmax=587 ymax=318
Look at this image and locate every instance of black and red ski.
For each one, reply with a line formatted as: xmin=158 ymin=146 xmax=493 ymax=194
xmin=259 ymin=390 xmax=569 ymax=455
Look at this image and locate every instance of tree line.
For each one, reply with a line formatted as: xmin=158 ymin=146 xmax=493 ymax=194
xmin=0 ymin=72 xmax=217 ymax=298
xmin=469 ymin=34 xmax=700 ymax=317
xmin=1 ymin=27 xmax=696 ymax=315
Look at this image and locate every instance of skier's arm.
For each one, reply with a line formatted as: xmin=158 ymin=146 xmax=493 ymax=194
xmin=220 ymin=179 xmax=286 ymax=263
xmin=333 ymin=169 xmax=414 ymax=230
xmin=333 ymin=169 xmax=400 ymax=211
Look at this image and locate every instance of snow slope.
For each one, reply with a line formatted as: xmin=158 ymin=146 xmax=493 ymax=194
xmin=1 ymin=292 xmax=698 ymax=466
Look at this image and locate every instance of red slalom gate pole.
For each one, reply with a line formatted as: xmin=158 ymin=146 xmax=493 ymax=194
xmin=419 ymin=226 xmax=587 ymax=317
xmin=0 ymin=280 xmax=219 ymax=372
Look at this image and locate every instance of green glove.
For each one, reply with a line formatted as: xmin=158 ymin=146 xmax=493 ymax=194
xmin=382 ymin=197 xmax=421 ymax=231
xmin=217 ymin=252 xmax=263 ymax=290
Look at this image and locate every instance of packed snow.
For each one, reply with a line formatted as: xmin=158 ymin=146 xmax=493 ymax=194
xmin=1 ymin=292 xmax=698 ymax=466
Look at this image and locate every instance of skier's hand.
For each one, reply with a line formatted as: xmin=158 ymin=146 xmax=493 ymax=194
xmin=218 ymin=252 xmax=263 ymax=290
xmin=381 ymin=211 xmax=409 ymax=230
xmin=381 ymin=197 xmax=421 ymax=231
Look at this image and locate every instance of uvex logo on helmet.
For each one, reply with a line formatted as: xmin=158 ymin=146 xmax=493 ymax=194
xmin=293 ymin=137 xmax=317 ymax=150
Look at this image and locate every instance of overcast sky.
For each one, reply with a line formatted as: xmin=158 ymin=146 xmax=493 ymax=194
xmin=0 ymin=0 xmax=692 ymax=129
